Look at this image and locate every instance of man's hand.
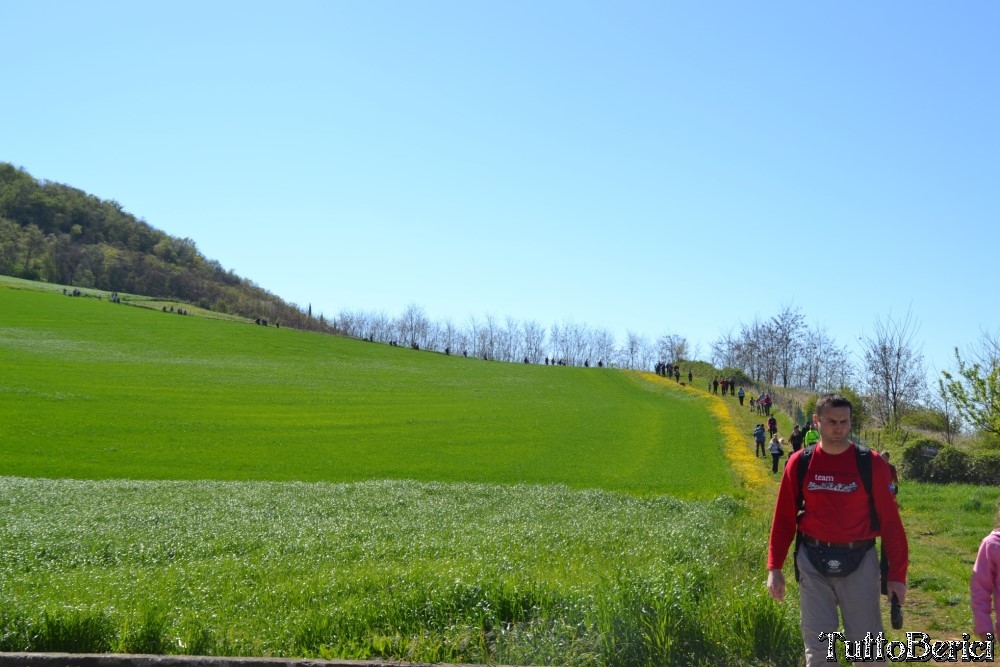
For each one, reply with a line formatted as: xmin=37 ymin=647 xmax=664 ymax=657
xmin=767 ymin=569 xmax=786 ymax=602
xmin=886 ymin=580 xmax=907 ymax=606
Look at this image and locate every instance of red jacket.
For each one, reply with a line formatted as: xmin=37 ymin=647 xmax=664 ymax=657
xmin=767 ymin=443 xmax=908 ymax=583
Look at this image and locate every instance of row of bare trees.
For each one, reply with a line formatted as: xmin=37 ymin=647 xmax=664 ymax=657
xmin=709 ymin=304 xmax=1000 ymax=444
xmin=336 ymin=301 xmax=997 ymax=442
xmin=711 ymin=305 xmax=941 ymax=432
xmin=334 ymin=303 xmax=689 ymax=370
xmin=710 ymin=305 xmax=853 ymax=393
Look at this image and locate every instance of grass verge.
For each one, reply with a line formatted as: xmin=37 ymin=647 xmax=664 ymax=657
xmin=0 ymin=477 xmax=801 ymax=666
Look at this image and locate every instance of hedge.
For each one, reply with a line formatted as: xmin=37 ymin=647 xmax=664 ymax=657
xmin=900 ymin=438 xmax=1000 ymax=485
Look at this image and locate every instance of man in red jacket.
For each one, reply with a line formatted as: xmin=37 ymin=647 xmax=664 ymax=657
xmin=766 ymin=394 xmax=908 ymax=666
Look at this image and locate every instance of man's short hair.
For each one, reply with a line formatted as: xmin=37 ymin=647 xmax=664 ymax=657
xmin=815 ymin=393 xmax=853 ymax=417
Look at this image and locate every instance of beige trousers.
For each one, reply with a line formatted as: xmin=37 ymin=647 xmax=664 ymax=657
xmin=796 ymin=543 xmax=884 ymax=666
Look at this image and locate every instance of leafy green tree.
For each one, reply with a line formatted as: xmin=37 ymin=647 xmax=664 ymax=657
xmin=19 ymin=223 xmax=49 ymax=279
xmin=940 ymin=330 xmax=1000 ymax=444
xmin=0 ymin=217 xmax=21 ymax=274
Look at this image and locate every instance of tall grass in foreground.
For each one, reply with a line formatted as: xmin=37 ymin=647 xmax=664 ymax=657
xmin=0 ymin=477 xmax=800 ymax=666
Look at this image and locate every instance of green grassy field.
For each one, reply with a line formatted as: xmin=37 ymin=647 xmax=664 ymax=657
xmin=894 ymin=483 xmax=1000 ymax=635
xmin=2 ymin=278 xmax=795 ymax=666
xmin=1 ymin=280 xmax=728 ymax=497
xmin=2 ymin=276 xmax=992 ymax=665
xmin=0 ymin=477 xmax=799 ymax=666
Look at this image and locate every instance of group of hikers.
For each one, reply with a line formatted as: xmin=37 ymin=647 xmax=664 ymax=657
xmin=754 ymin=419 xmax=819 ymax=473
xmin=749 ymin=392 xmax=773 ymax=414
xmin=710 ymin=376 xmax=741 ymax=398
xmin=710 ymin=378 xmax=776 ymax=413
xmin=655 ymin=361 xmax=683 ymax=380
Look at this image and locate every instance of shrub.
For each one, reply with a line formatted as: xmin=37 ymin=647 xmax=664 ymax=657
xmin=980 ymin=434 xmax=1000 ymax=451
xmin=967 ymin=451 xmax=1000 ymax=486
xmin=901 ymin=438 xmax=1000 ymax=485
xmin=927 ymin=446 xmax=972 ymax=484
xmin=899 ymin=437 xmax=945 ymax=481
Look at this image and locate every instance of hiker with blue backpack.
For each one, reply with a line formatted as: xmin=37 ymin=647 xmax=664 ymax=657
xmin=753 ymin=423 xmax=767 ymax=458
xmin=765 ymin=394 xmax=909 ymax=666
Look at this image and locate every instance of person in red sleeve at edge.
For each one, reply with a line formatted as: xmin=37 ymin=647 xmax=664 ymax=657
xmin=766 ymin=394 xmax=908 ymax=666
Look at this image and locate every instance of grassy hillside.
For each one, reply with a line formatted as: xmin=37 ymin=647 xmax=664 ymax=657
xmin=0 ymin=277 xmax=729 ymax=498
xmin=0 ymin=163 xmax=330 ymax=332
xmin=3 ymin=276 xmax=992 ymax=663
xmin=0 ymin=277 xmax=804 ymax=665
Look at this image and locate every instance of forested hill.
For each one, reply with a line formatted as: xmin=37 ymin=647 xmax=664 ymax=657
xmin=0 ymin=163 xmax=333 ymax=332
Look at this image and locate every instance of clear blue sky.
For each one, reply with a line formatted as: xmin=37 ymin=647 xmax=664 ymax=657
xmin=3 ymin=1 xmax=997 ymax=387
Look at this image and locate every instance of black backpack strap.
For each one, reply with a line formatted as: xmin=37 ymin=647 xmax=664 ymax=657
xmin=793 ymin=445 xmax=815 ymax=582
xmin=853 ymin=444 xmax=879 ymax=531
xmin=795 ymin=445 xmax=814 ymax=514
xmin=855 ymin=444 xmax=891 ymax=595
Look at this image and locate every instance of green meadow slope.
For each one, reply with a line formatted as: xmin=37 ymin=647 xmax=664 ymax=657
xmin=0 ymin=279 xmax=729 ymax=498
xmin=19 ymin=276 xmax=997 ymax=661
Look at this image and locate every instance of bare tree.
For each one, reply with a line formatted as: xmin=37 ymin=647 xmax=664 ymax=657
xmin=625 ymin=331 xmax=643 ymax=369
xmin=423 ymin=320 xmax=442 ymax=352
xmin=622 ymin=331 xmax=655 ymax=370
xmin=817 ymin=341 xmax=853 ymax=393
xmin=934 ymin=377 xmax=963 ymax=444
xmin=397 ymin=303 xmax=432 ymax=348
xmin=495 ymin=315 xmax=517 ymax=362
xmin=550 ymin=319 xmax=592 ymax=366
xmin=441 ymin=317 xmax=458 ymax=353
xmin=464 ymin=315 xmax=482 ymax=357
xmin=859 ymin=310 xmax=926 ymax=428
xmin=336 ymin=308 xmax=359 ymax=338
xmin=482 ymin=313 xmax=500 ymax=360
xmin=738 ymin=317 xmax=772 ymax=382
xmin=799 ymin=327 xmax=853 ymax=392
xmin=754 ymin=317 xmax=781 ymax=386
xmin=369 ymin=310 xmax=392 ymax=343
xmin=454 ymin=327 xmax=472 ymax=357
xmin=462 ymin=313 xmax=501 ymax=359
xmin=592 ymin=327 xmax=617 ymax=367
xmin=658 ymin=333 xmax=689 ymax=363
xmin=711 ymin=327 xmax=741 ymax=370
xmin=579 ymin=326 xmax=593 ymax=365
xmin=637 ymin=336 xmax=656 ymax=371
xmin=522 ymin=319 xmax=547 ymax=363
xmin=770 ymin=304 xmax=806 ymax=388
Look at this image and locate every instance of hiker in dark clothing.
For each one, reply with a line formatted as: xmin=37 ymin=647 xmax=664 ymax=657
xmin=754 ymin=424 xmax=767 ymax=458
